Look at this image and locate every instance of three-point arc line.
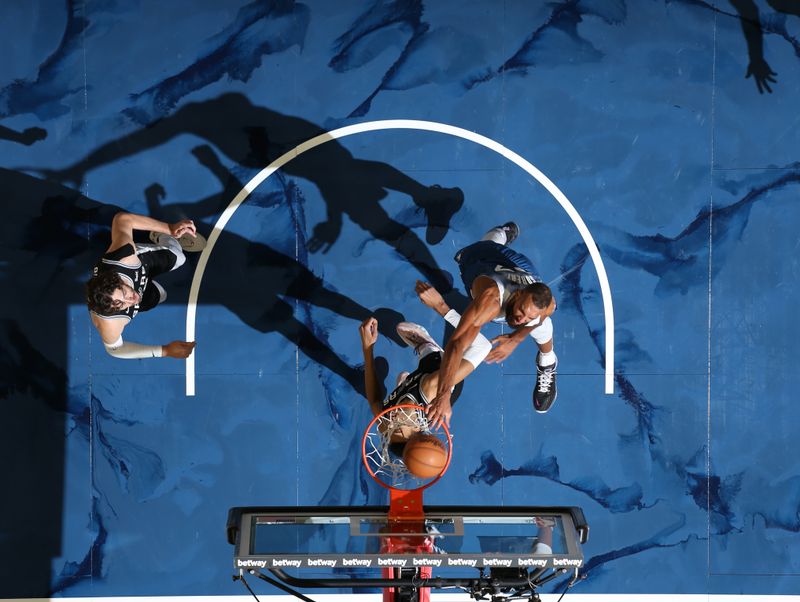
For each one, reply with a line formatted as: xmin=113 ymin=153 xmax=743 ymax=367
xmin=184 ymin=119 xmax=614 ymax=396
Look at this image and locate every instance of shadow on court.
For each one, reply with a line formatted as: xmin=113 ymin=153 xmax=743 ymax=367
xmin=1 ymin=94 xmax=470 ymax=595
xmin=0 ymin=168 xmax=84 ymax=597
xmin=143 ymin=144 xmax=403 ymax=395
xmin=36 ymin=92 xmax=462 ymax=293
xmin=0 ymin=164 xmax=408 ymax=594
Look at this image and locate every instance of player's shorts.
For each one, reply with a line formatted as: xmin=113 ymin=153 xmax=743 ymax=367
xmin=136 ymin=244 xmax=180 ymax=278
xmin=455 ymin=240 xmax=540 ymax=293
xmin=133 ymin=247 xmax=178 ymax=310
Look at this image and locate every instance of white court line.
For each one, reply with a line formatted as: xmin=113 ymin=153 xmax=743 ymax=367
xmin=185 ymin=120 xmax=614 ymax=396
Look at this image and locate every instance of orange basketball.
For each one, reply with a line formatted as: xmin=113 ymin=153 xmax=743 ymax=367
xmin=403 ymin=433 xmax=448 ymax=479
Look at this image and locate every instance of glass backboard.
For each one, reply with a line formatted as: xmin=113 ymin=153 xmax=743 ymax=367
xmin=228 ymin=506 xmax=587 ymax=572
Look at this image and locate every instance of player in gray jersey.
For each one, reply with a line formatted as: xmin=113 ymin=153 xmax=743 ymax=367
xmin=85 ymin=211 xmax=198 ymax=359
xmin=428 ymin=222 xmax=559 ymax=425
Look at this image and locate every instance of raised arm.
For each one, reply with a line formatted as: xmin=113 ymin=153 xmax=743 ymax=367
xmin=485 ymin=325 xmax=535 ymax=363
xmin=108 ymin=212 xmax=196 ymax=254
xmin=91 ymin=313 xmax=195 ymax=359
xmin=359 ymin=317 xmax=384 ymax=416
xmin=416 ymin=280 xmax=493 ymax=427
xmin=729 ymin=0 xmax=776 ymax=94
xmin=486 ymin=290 xmax=556 ymax=363
xmin=415 ymin=278 xmax=497 ymax=426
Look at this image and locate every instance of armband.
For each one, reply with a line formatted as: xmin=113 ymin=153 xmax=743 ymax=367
xmin=443 ymin=309 xmax=491 ymax=368
xmin=104 ymin=336 xmax=163 ymax=359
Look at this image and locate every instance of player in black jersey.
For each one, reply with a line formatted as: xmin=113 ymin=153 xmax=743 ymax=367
xmin=85 ymin=212 xmax=198 ymax=359
xmin=359 ymin=281 xmax=492 ymax=431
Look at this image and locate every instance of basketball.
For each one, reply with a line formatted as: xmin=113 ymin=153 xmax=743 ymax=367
xmin=402 ymin=433 xmax=448 ymax=479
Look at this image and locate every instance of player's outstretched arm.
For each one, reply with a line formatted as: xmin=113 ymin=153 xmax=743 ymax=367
xmin=415 ymin=280 xmax=493 ymax=428
xmin=108 ymin=212 xmax=196 ymax=254
xmin=93 ymin=316 xmax=195 ymax=359
xmin=359 ymin=317 xmax=383 ymax=416
xmin=486 ymin=295 xmax=556 ymax=363
xmin=105 ymin=338 xmax=195 ymax=359
xmin=427 ymin=284 xmax=498 ymax=427
xmin=162 ymin=341 xmax=197 ymax=358
xmin=486 ymin=325 xmax=534 ymax=363
xmin=423 ymin=349 xmax=489 ymax=428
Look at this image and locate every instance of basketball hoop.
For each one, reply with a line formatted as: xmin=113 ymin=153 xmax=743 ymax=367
xmin=228 ymin=406 xmax=589 ymax=602
xmin=361 ymin=403 xmax=452 ymax=602
xmin=362 ymin=403 xmax=453 ymax=493
xmin=228 ymin=505 xmax=590 ymax=602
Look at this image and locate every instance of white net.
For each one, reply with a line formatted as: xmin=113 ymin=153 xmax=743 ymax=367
xmin=363 ymin=404 xmax=450 ymax=490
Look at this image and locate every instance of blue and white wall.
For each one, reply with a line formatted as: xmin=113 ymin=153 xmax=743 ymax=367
xmin=1 ymin=0 xmax=799 ymax=598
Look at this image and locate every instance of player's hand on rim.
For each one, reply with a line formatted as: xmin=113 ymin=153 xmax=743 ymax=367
xmin=427 ymin=391 xmax=452 ymax=429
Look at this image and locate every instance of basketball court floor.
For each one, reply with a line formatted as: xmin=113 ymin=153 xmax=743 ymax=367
xmin=1 ymin=0 xmax=799 ymax=600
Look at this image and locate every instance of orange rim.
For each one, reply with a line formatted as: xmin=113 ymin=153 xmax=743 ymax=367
xmin=361 ymin=403 xmax=453 ymax=491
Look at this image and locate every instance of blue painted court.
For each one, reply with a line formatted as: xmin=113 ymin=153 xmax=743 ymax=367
xmin=1 ymin=0 xmax=799 ymax=598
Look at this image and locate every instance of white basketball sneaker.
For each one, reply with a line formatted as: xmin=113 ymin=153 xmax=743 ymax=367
xmin=396 ymin=322 xmax=443 ymax=356
xmin=149 ymin=230 xmax=207 ymax=252
xmin=176 ymin=231 xmax=206 ymax=252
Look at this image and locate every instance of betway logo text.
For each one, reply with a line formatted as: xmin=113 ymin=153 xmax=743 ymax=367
xmin=237 ymin=559 xmax=267 ymax=568
xmin=517 ymin=557 xmax=548 ymax=567
xmin=413 ymin=558 xmax=442 ymax=567
xmin=342 ymin=558 xmax=373 ymax=567
xmin=271 ymin=559 xmax=302 ymax=568
xmin=447 ymin=558 xmax=478 ymax=567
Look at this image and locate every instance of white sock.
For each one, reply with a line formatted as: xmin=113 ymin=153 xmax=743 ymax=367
xmin=480 ymin=227 xmax=507 ymax=245
xmin=443 ymin=309 xmax=461 ymax=328
xmin=443 ymin=309 xmax=492 ymax=368
xmin=538 ymin=350 xmax=557 ymax=367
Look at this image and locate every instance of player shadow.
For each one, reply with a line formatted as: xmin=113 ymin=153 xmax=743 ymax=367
xmin=0 ymin=124 xmax=47 ymax=146
xmin=0 ymin=167 xmax=101 ymax=597
xmin=0 ymin=166 xmax=395 ymax=594
xmin=730 ymin=0 xmax=800 ymax=94
xmin=143 ymin=144 xmax=402 ymax=394
xmin=33 ymin=92 xmax=460 ymax=292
